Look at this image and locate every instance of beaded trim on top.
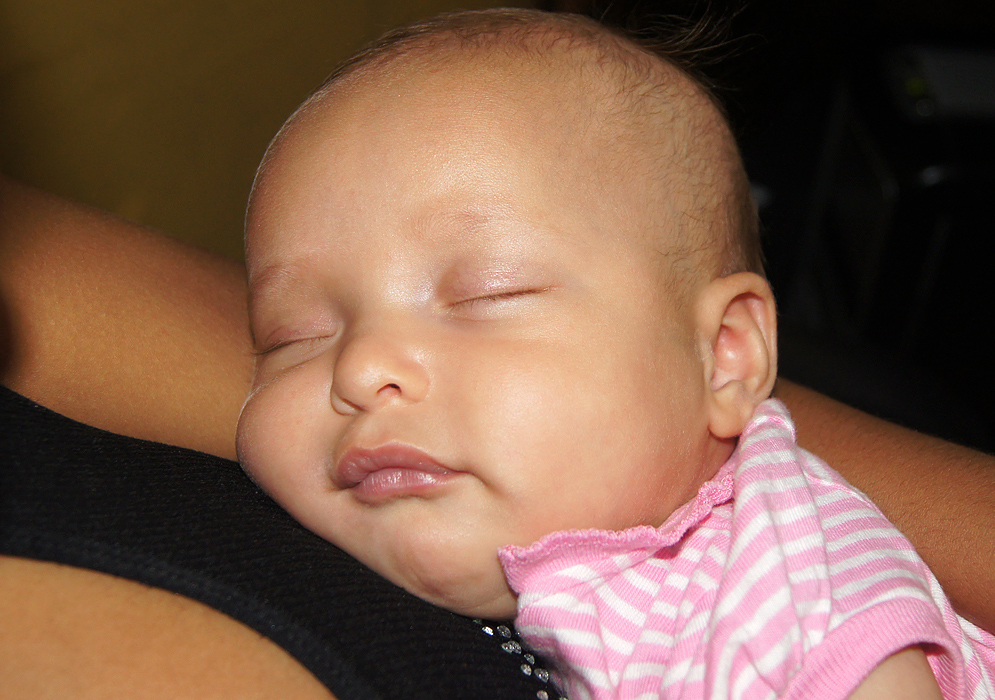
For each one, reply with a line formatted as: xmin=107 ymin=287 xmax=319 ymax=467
xmin=473 ymin=619 xmax=566 ymax=700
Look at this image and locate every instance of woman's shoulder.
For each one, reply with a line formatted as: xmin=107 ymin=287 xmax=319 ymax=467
xmin=0 ymin=555 xmax=336 ymax=700
xmin=0 ymin=174 xmax=252 ymax=459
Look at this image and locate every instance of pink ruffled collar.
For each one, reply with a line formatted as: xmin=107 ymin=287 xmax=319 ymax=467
xmin=499 ymin=459 xmax=735 ymax=583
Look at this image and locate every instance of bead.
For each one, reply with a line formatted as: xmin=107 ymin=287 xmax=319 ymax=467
xmin=537 ymin=691 xmax=549 ymax=700
xmin=524 ymin=653 xmax=536 ymax=664
xmin=496 ymin=625 xmax=513 ymax=638
xmin=535 ymin=668 xmax=550 ymax=683
xmin=521 ymin=663 xmax=532 ymax=676
xmin=501 ymin=640 xmax=522 ymax=654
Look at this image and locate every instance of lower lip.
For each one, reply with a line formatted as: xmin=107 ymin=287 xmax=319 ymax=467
xmin=350 ymin=468 xmax=458 ymax=505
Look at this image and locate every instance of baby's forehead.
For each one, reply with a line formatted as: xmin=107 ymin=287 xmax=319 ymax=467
xmin=298 ymin=43 xmax=715 ymax=189
xmin=252 ymin=27 xmax=741 ymax=277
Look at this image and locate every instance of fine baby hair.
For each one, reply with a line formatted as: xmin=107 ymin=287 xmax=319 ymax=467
xmin=258 ymin=7 xmax=762 ymax=282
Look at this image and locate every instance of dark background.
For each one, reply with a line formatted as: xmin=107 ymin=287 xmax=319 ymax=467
xmin=545 ymin=0 xmax=995 ymax=452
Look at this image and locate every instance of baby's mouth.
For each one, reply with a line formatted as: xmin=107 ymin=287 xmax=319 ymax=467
xmin=335 ymin=443 xmax=460 ymax=505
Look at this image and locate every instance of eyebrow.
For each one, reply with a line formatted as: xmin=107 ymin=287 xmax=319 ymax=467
xmin=246 ymin=262 xmax=311 ymax=308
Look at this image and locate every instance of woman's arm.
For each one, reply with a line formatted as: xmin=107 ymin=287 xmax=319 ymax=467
xmin=775 ymin=379 xmax=995 ymax=632
xmin=0 ymin=174 xmax=252 ymax=460
xmin=0 ymin=556 xmax=335 ymax=700
xmin=0 ymin=177 xmax=334 ymax=698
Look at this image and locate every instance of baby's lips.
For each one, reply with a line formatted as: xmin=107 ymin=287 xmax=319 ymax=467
xmin=335 ymin=443 xmax=455 ymax=489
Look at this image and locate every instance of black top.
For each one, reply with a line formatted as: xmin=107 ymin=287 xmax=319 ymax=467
xmin=0 ymin=385 xmax=562 ymax=700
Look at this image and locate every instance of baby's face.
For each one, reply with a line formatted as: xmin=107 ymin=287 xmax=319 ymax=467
xmin=237 ymin=58 xmax=717 ymax=618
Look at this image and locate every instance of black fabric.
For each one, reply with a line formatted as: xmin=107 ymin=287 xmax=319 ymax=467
xmin=0 ymin=385 xmax=562 ymax=700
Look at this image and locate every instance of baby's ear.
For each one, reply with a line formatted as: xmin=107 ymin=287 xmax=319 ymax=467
xmin=695 ymin=272 xmax=777 ymax=439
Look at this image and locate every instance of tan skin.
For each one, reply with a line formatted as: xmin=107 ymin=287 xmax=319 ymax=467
xmin=0 ymin=557 xmax=334 ymax=700
xmin=1 ymin=174 xmax=993 ymax=696
xmin=0 ymin=176 xmax=331 ymax=700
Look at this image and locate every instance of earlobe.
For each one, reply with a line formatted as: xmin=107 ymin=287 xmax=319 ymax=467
xmin=696 ymin=272 xmax=777 ymax=439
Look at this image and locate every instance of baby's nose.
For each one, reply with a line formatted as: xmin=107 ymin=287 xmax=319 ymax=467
xmin=330 ymin=331 xmax=429 ymax=415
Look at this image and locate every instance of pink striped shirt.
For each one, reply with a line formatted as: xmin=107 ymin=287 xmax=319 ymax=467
xmin=500 ymin=400 xmax=995 ymax=700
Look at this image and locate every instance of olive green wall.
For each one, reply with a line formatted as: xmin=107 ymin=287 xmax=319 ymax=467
xmin=0 ymin=1 xmax=525 ymax=259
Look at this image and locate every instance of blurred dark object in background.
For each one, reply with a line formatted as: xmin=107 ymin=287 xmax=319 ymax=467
xmin=541 ymin=0 xmax=995 ymax=452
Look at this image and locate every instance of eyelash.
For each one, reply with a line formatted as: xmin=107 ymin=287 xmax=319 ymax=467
xmin=456 ymin=288 xmax=547 ymax=310
xmin=253 ymin=334 xmax=331 ymax=357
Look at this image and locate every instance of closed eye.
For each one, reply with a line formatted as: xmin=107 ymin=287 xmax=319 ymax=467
xmin=253 ymin=334 xmax=333 ymax=357
xmin=454 ymin=287 xmax=550 ymax=311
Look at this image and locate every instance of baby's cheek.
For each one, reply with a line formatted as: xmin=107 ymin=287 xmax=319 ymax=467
xmin=238 ymin=371 xmax=340 ymax=522
xmin=236 ymin=385 xmax=298 ymax=485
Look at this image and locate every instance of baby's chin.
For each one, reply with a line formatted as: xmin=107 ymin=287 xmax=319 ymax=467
xmin=382 ymin=555 xmax=519 ymax=620
xmin=426 ymin=584 xmax=518 ymax=621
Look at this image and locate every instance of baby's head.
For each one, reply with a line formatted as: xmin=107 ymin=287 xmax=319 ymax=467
xmin=236 ymin=9 xmax=776 ymax=619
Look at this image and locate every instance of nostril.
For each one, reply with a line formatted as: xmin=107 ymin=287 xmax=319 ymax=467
xmin=331 ymin=392 xmax=362 ymax=416
xmin=378 ymin=383 xmax=402 ymax=397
